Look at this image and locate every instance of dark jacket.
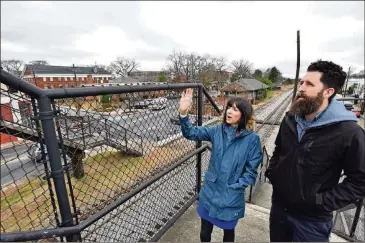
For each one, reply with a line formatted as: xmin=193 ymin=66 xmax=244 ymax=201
xmin=265 ymin=99 xmax=365 ymax=221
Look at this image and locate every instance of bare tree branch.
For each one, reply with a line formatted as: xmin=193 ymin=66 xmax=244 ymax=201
xmin=1 ymin=59 xmax=24 ymax=76
xmin=108 ymin=57 xmax=140 ymax=76
xmin=231 ymin=59 xmax=253 ymax=79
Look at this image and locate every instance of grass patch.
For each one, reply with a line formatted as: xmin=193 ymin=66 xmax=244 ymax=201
xmin=267 ymin=90 xmax=273 ymax=99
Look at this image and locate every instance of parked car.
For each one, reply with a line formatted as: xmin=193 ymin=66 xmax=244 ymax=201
xmin=150 ymin=97 xmax=167 ymax=110
xmin=352 ymin=110 xmax=361 ymax=118
xmin=170 ymin=115 xmax=198 ymax=125
xmin=134 ymin=99 xmax=154 ymax=109
xmin=342 ymin=101 xmax=360 ymax=118
xmin=28 ymin=143 xmax=70 ymax=164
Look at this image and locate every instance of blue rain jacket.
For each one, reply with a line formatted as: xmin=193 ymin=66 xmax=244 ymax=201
xmin=179 ymin=115 xmax=263 ymax=221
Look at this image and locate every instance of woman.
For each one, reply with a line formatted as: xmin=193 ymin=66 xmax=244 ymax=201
xmin=178 ymin=89 xmax=263 ymax=242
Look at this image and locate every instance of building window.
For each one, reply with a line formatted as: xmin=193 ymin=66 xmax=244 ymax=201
xmin=50 ymin=77 xmax=53 ymax=81
xmin=43 ymin=77 xmax=46 ymax=81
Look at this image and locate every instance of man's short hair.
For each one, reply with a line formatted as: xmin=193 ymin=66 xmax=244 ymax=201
xmin=307 ymin=60 xmax=347 ymax=98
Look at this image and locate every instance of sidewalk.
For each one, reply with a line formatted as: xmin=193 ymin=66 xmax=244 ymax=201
xmin=158 ymin=183 xmax=348 ymax=242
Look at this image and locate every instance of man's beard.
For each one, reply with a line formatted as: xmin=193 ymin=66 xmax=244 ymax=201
xmin=289 ymin=90 xmax=324 ymax=117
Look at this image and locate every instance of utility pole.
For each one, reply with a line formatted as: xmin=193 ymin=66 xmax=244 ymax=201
xmin=292 ymin=30 xmax=301 ymax=102
xmin=72 ymin=64 xmax=77 ymax=87
xmin=343 ymin=66 xmax=351 ymax=96
xmin=32 ymin=68 xmax=37 ymax=87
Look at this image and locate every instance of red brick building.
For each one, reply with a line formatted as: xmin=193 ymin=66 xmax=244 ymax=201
xmin=22 ymin=64 xmax=113 ymax=89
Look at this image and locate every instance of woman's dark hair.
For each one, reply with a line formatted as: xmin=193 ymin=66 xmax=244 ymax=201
xmin=223 ymin=97 xmax=254 ymax=131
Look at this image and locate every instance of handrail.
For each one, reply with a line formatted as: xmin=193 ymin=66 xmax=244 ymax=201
xmin=1 ymin=69 xmax=45 ymax=97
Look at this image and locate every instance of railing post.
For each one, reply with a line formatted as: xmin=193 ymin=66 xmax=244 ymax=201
xmin=37 ymin=95 xmax=80 ymax=242
xmin=196 ymin=86 xmax=203 ymax=194
xmin=349 ymin=200 xmax=363 ymax=238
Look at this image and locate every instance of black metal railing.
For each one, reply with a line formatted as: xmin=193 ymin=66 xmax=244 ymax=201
xmin=0 ymin=69 xmax=221 ymax=242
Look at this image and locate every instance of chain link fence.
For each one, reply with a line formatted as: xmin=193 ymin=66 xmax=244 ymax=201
xmin=1 ymin=70 xmax=222 ymax=242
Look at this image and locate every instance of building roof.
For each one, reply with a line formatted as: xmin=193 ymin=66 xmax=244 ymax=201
xmin=221 ymin=83 xmax=248 ymax=92
xmin=25 ymin=64 xmax=111 ymax=75
xmin=236 ymin=78 xmax=269 ymax=91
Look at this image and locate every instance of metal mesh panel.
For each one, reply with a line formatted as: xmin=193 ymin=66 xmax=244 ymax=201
xmin=81 ymin=150 xmax=211 ymax=242
xmin=333 ymin=204 xmax=365 ymax=242
xmin=1 ymin=87 xmax=61 ymax=235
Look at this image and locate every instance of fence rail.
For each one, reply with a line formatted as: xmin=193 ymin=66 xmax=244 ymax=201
xmin=1 ymin=69 xmax=221 ymax=242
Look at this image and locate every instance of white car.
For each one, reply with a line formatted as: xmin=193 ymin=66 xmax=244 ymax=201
xmin=150 ymin=97 xmax=167 ymax=110
xmin=27 ymin=143 xmax=70 ymax=164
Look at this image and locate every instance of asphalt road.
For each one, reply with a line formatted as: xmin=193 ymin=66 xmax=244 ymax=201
xmin=1 ymin=143 xmax=35 ymax=161
xmin=0 ymin=99 xmax=191 ymax=186
xmin=1 ymin=153 xmax=45 ymax=186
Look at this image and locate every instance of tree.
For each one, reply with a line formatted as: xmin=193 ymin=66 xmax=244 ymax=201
xmin=230 ymin=72 xmax=241 ymax=82
xmin=258 ymin=77 xmax=273 ymax=89
xmin=231 ymin=59 xmax=253 ymax=79
xmin=212 ymin=57 xmax=228 ymax=89
xmin=158 ymin=72 xmax=168 ymax=82
xmin=29 ymin=60 xmax=49 ymax=65
xmin=199 ymin=71 xmax=214 ymax=88
xmin=268 ymin=66 xmax=282 ymax=83
xmin=108 ymin=57 xmax=139 ymax=76
xmin=1 ymin=59 xmax=24 ymax=76
xmin=165 ymin=50 xmax=215 ymax=83
xmin=263 ymin=68 xmax=271 ymax=78
xmin=253 ymin=69 xmax=263 ymax=79
xmin=351 ymin=70 xmax=364 ymax=79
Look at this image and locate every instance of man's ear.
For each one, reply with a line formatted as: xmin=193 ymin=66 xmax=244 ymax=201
xmin=324 ymin=88 xmax=335 ymax=98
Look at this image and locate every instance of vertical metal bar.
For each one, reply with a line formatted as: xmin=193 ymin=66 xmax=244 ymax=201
xmin=88 ymin=116 xmax=91 ymax=134
xmin=65 ymin=117 xmax=69 ymax=140
xmin=51 ymin=101 xmax=80 ymax=227
xmin=80 ymin=118 xmax=85 ymax=147
xmin=196 ymin=86 xmax=203 ymax=193
xmin=349 ymin=201 xmax=363 ymax=238
xmin=30 ymin=98 xmax=63 ymax=242
xmin=37 ymin=96 xmax=77 ymax=242
xmin=292 ymin=30 xmax=300 ymax=102
xmin=248 ymin=185 xmax=253 ymax=203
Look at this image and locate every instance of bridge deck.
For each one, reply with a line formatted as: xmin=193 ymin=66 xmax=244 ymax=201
xmin=158 ymin=184 xmax=348 ymax=242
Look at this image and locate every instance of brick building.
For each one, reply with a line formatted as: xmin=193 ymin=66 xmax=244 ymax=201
xmin=0 ymin=83 xmax=32 ymax=145
xmin=22 ymin=64 xmax=113 ymax=89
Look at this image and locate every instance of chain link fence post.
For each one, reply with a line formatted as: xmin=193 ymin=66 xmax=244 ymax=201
xmin=196 ymin=86 xmax=203 ymax=194
xmin=37 ymin=95 xmax=81 ymax=241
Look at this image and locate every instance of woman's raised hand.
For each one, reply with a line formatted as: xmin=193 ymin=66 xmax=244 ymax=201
xmin=179 ymin=88 xmax=193 ymax=115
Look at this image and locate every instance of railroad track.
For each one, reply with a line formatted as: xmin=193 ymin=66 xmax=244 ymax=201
xmin=256 ymin=91 xmax=293 ymax=145
xmin=254 ymin=89 xmax=293 ymax=115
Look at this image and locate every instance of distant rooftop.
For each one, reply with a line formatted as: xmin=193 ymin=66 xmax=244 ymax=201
xmin=24 ymin=64 xmax=111 ymax=75
xmin=236 ymin=78 xmax=269 ymax=91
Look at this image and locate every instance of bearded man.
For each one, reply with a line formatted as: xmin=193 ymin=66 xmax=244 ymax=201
xmin=265 ymin=60 xmax=365 ymax=242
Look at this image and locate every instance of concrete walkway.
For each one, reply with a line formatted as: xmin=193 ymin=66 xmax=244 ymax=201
xmin=159 ymin=183 xmax=348 ymax=242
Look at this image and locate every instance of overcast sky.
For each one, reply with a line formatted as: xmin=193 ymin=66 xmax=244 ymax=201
xmin=1 ymin=1 xmax=364 ymax=78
